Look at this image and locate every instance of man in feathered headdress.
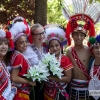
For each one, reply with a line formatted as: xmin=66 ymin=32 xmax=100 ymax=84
xmin=61 ymin=0 xmax=100 ymax=99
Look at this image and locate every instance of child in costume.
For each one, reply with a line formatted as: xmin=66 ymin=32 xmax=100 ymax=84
xmin=43 ymin=25 xmax=73 ymax=100
xmin=5 ymin=17 xmax=36 ymax=100
xmin=88 ymin=34 xmax=100 ymax=100
xmin=0 ymin=29 xmax=16 ymax=100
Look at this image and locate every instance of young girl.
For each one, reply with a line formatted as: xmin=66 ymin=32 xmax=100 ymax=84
xmin=5 ymin=18 xmax=36 ymax=100
xmin=43 ymin=26 xmax=73 ymax=100
xmin=88 ymin=34 xmax=100 ymax=100
xmin=0 ymin=29 xmax=16 ymax=100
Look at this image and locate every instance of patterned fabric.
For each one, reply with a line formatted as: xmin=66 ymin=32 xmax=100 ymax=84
xmin=32 ymin=44 xmax=46 ymax=60
xmin=44 ymin=55 xmax=73 ymax=100
xmin=88 ymin=60 xmax=100 ymax=100
xmin=13 ymin=89 xmax=30 ymax=100
xmin=10 ymin=51 xmax=31 ymax=98
xmin=70 ymin=79 xmax=89 ymax=100
xmin=70 ymin=88 xmax=89 ymax=100
xmin=0 ymin=62 xmax=16 ymax=100
xmin=71 ymin=47 xmax=90 ymax=79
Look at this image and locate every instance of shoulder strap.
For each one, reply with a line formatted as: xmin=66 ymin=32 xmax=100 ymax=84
xmin=71 ymin=47 xmax=90 ymax=79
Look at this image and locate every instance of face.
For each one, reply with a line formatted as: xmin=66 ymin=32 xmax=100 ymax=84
xmin=93 ymin=43 xmax=100 ymax=58
xmin=72 ymin=32 xmax=85 ymax=45
xmin=15 ymin=35 xmax=28 ymax=53
xmin=0 ymin=39 xmax=8 ymax=57
xmin=32 ymin=27 xmax=45 ymax=44
xmin=49 ymin=39 xmax=61 ymax=57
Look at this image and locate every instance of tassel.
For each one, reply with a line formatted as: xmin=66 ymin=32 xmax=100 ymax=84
xmin=66 ymin=21 xmax=72 ymax=46
xmin=23 ymin=19 xmax=30 ymax=35
xmin=28 ymin=32 xmax=33 ymax=44
xmin=9 ymin=39 xmax=14 ymax=49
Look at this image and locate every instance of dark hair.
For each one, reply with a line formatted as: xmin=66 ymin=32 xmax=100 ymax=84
xmin=48 ymin=39 xmax=63 ymax=54
xmin=72 ymin=32 xmax=86 ymax=37
xmin=4 ymin=51 xmax=13 ymax=66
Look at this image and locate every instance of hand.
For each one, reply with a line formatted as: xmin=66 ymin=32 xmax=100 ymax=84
xmin=29 ymin=81 xmax=36 ymax=86
xmin=48 ymin=76 xmax=53 ymax=80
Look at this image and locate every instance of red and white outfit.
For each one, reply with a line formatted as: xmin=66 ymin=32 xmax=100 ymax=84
xmin=0 ymin=62 xmax=16 ymax=100
xmin=88 ymin=60 xmax=100 ymax=100
xmin=44 ymin=55 xmax=73 ymax=100
xmin=10 ymin=50 xmax=31 ymax=100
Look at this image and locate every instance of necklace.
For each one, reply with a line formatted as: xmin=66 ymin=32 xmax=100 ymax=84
xmin=90 ymin=60 xmax=100 ymax=89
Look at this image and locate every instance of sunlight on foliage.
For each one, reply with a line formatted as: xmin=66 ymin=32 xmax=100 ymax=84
xmin=47 ymin=0 xmax=67 ymax=27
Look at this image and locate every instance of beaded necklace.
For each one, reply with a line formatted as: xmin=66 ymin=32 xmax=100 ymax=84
xmin=90 ymin=60 xmax=100 ymax=89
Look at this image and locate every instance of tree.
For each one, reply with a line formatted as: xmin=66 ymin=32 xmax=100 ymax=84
xmin=34 ymin=0 xmax=47 ymax=25
xmin=0 ymin=0 xmax=34 ymax=24
xmin=47 ymin=0 xmax=67 ymax=26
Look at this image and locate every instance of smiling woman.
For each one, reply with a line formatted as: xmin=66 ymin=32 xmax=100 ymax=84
xmin=0 ymin=29 xmax=16 ymax=100
xmin=4 ymin=17 xmax=36 ymax=100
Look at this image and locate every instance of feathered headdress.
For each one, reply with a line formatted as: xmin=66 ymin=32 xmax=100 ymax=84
xmin=61 ymin=0 xmax=100 ymax=45
xmin=0 ymin=29 xmax=14 ymax=49
xmin=43 ymin=24 xmax=67 ymax=48
xmin=4 ymin=16 xmax=32 ymax=44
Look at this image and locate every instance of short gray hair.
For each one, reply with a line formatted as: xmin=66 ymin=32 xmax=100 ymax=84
xmin=31 ymin=23 xmax=42 ymax=34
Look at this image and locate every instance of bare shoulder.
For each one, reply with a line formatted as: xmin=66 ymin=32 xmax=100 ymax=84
xmin=83 ymin=45 xmax=91 ymax=56
xmin=83 ymin=45 xmax=89 ymax=50
xmin=83 ymin=45 xmax=91 ymax=52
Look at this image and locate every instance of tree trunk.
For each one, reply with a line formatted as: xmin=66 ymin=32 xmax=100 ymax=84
xmin=34 ymin=0 xmax=47 ymax=26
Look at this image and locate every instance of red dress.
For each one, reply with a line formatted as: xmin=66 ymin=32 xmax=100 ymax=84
xmin=10 ymin=51 xmax=31 ymax=100
xmin=44 ymin=55 xmax=73 ymax=100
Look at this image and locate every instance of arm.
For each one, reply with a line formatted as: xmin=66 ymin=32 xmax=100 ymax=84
xmin=11 ymin=68 xmax=36 ymax=86
xmin=48 ymin=68 xmax=72 ymax=83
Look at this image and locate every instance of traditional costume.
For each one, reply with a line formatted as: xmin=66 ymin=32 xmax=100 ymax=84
xmin=88 ymin=35 xmax=100 ymax=100
xmin=6 ymin=16 xmax=32 ymax=100
xmin=61 ymin=0 xmax=100 ymax=99
xmin=43 ymin=26 xmax=73 ymax=100
xmin=0 ymin=29 xmax=16 ymax=100
xmin=10 ymin=50 xmax=31 ymax=100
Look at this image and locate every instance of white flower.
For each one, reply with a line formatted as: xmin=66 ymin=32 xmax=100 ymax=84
xmin=42 ymin=52 xmax=64 ymax=79
xmin=24 ymin=64 xmax=50 ymax=82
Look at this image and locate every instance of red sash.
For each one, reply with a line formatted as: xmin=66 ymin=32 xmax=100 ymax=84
xmin=0 ymin=67 xmax=8 ymax=94
xmin=71 ymin=47 xmax=90 ymax=79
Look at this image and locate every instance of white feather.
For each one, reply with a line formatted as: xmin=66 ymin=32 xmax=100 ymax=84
xmin=44 ymin=27 xmax=66 ymax=42
xmin=9 ymin=22 xmax=27 ymax=39
xmin=0 ymin=29 xmax=6 ymax=38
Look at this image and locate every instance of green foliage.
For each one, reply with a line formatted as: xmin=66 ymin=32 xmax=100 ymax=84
xmin=90 ymin=0 xmax=100 ymax=3
xmin=47 ymin=0 xmax=67 ymax=27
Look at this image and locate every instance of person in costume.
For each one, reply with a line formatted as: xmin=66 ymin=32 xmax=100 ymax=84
xmin=43 ymin=26 xmax=73 ymax=100
xmin=61 ymin=0 xmax=100 ymax=99
xmin=23 ymin=23 xmax=46 ymax=100
xmin=4 ymin=16 xmax=33 ymax=72
xmin=88 ymin=34 xmax=100 ymax=100
xmin=4 ymin=17 xmax=36 ymax=100
xmin=0 ymin=29 xmax=17 ymax=100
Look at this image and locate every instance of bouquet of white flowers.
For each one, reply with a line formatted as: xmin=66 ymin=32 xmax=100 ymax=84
xmin=24 ymin=62 xmax=50 ymax=82
xmin=41 ymin=53 xmax=64 ymax=79
xmin=24 ymin=53 xmax=63 ymax=82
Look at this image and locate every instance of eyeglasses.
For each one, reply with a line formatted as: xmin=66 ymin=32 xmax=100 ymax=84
xmin=32 ymin=31 xmax=46 ymax=36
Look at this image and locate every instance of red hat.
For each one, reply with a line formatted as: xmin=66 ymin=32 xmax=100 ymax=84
xmin=61 ymin=0 xmax=100 ymax=46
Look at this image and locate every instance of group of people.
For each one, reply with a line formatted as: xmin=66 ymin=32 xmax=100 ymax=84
xmin=0 ymin=15 xmax=100 ymax=100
